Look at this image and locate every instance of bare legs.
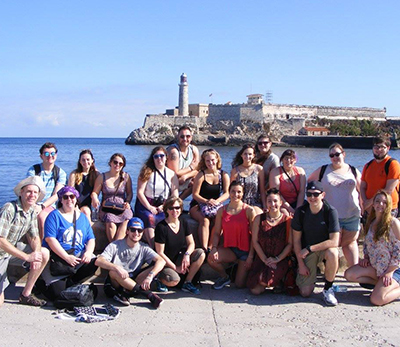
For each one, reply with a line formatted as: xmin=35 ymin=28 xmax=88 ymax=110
xmin=340 ymin=229 xmax=359 ymax=267
xmin=105 ymin=221 xmax=128 ymax=243
xmin=190 ymin=206 xmax=212 ymax=250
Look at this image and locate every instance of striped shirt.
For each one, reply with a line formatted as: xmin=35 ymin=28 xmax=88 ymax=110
xmin=0 ymin=199 xmax=38 ymax=259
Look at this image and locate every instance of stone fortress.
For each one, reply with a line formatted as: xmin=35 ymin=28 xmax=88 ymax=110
xmin=126 ymin=73 xmax=387 ymax=145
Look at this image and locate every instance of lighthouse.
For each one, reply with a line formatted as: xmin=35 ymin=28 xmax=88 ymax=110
xmin=178 ymin=73 xmax=189 ymax=116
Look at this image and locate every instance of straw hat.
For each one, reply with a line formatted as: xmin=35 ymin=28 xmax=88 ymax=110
xmin=14 ymin=176 xmax=46 ymax=202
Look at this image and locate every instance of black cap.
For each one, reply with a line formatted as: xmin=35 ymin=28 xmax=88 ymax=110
xmin=306 ymin=180 xmax=324 ymax=192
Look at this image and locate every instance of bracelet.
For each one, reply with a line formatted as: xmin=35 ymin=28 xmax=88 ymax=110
xmin=275 ymin=256 xmax=280 ymax=262
xmin=184 ymin=252 xmax=190 ymax=256
xmin=306 ymin=245 xmax=312 ymax=253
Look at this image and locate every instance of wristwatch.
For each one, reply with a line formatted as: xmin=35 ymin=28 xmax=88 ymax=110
xmin=306 ymin=245 xmax=312 ymax=253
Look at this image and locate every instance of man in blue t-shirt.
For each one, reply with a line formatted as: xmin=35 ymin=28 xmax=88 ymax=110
xmin=27 ymin=142 xmax=67 ymax=238
xmin=95 ymin=217 xmax=166 ymax=309
xmin=292 ymin=181 xmax=340 ymax=306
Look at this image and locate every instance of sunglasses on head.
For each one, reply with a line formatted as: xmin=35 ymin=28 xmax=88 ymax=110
xmin=168 ymin=206 xmax=181 ymax=211
xmin=62 ymin=194 xmax=76 ymax=200
xmin=129 ymin=228 xmax=144 ymax=233
xmin=113 ymin=160 xmax=124 ymax=166
xmin=329 ymin=152 xmax=342 ymax=158
xmin=153 ymin=154 xmax=165 ymax=160
xmin=43 ymin=152 xmax=57 ymax=157
xmin=306 ymin=192 xmax=322 ymax=198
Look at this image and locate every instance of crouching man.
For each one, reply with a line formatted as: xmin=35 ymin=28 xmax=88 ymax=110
xmin=0 ymin=177 xmax=49 ymax=307
xmin=292 ymin=181 xmax=340 ymax=306
xmin=95 ymin=217 xmax=166 ymax=309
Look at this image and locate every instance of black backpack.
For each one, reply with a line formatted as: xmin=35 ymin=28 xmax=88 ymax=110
xmin=318 ymin=164 xmax=357 ymax=181
xmin=53 ymin=283 xmax=97 ymax=310
xmin=33 ymin=164 xmax=60 ymax=195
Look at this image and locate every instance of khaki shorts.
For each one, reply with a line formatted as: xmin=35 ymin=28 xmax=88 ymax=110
xmin=296 ymin=250 xmax=326 ymax=289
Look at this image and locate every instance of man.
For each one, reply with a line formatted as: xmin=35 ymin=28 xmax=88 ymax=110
xmin=361 ymin=136 xmax=400 ymax=215
xmin=27 ymin=142 xmax=67 ymax=238
xmin=292 ymin=181 xmax=340 ymax=306
xmin=0 ymin=176 xmax=49 ymax=307
xmin=254 ymin=134 xmax=279 ymax=190
xmin=95 ymin=217 xmax=166 ymax=309
xmin=167 ymin=125 xmax=199 ymax=200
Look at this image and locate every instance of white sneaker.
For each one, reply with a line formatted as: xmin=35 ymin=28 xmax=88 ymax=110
xmin=323 ymin=287 xmax=338 ymax=306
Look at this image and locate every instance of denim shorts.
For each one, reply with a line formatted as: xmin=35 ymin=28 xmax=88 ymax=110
xmin=392 ymin=268 xmax=400 ymax=284
xmin=339 ymin=215 xmax=360 ymax=232
xmin=229 ymin=247 xmax=249 ymax=261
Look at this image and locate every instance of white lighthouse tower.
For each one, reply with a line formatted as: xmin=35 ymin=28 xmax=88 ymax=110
xmin=178 ymin=73 xmax=189 ymax=116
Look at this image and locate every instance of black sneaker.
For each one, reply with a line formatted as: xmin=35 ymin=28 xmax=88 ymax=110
xmin=113 ymin=293 xmax=130 ymax=306
xmin=148 ymin=293 xmax=163 ymax=309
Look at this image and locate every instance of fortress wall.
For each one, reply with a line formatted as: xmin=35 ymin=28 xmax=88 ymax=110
xmin=208 ymin=104 xmax=242 ymax=125
xmin=240 ymin=105 xmax=265 ymax=122
xmin=314 ymin=106 xmax=386 ymax=119
xmin=144 ymin=114 xmax=207 ymax=129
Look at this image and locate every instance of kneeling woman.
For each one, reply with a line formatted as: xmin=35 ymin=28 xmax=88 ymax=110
xmin=345 ymin=190 xmax=400 ymax=306
xmin=155 ymin=197 xmax=205 ymax=294
xmin=247 ymin=188 xmax=293 ymax=295
xmin=208 ymin=181 xmax=256 ymax=289
xmin=42 ymin=186 xmax=97 ymax=300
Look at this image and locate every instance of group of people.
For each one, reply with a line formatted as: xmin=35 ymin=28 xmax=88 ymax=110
xmin=1 ymin=128 xmax=400 ymax=310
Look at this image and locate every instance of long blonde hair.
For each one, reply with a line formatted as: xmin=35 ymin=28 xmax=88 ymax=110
xmin=364 ymin=189 xmax=393 ymax=242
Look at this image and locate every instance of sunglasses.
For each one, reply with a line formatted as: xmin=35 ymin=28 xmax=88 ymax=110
xmin=43 ymin=152 xmax=57 ymax=157
xmin=113 ymin=160 xmax=124 ymax=166
xmin=329 ymin=152 xmax=342 ymax=158
xmin=373 ymin=145 xmax=387 ymax=150
xmin=62 ymin=194 xmax=76 ymax=200
xmin=180 ymin=135 xmax=191 ymax=139
xmin=258 ymin=141 xmax=271 ymax=146
xmin=168 ymin=206 xmax=181 ymax=211
xmin=153 ymin=154 xmax=165 ymax=160
xmin=306 ymin=192 xmax=322 ymax=198
xmin=129 ymin=228 xmax=144 ymax=233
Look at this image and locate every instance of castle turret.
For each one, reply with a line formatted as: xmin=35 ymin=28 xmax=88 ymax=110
xmin=178 ymin=73 xmax=189 ymax=116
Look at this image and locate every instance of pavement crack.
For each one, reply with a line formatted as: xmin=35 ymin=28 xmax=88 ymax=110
xmin=210 ymin=296 xmax=222 ymax=347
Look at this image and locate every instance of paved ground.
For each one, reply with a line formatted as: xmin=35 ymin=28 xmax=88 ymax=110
xmin=1 ymin=273 xmax=399 ymax=347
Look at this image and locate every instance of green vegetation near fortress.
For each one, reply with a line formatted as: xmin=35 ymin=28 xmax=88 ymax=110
xmin=316 ymin=119 xmax=400 ymax=138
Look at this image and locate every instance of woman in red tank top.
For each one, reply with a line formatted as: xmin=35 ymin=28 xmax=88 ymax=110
xmin=207 ymin=181 xmax=256 ymax=290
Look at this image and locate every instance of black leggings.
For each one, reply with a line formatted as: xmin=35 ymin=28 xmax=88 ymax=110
xmin=43 ymin=259 xmax=98 ymax=300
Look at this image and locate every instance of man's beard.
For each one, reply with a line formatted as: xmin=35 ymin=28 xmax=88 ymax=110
xmin=374 ymin=153 xmax=386 ymax=160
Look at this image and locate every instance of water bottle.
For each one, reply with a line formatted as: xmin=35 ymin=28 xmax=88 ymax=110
xmin=91 ymin=206 xmax=98 ymax=222
xmin=332 ymin=285 xmax=347 ymax=293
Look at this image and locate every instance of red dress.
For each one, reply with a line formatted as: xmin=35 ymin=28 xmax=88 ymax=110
xmin=247 ymin=214 xmax=291 ymax=289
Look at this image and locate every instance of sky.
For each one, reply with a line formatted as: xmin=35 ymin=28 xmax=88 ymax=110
xmin=1 ymin=0 xmax=399 ymax=138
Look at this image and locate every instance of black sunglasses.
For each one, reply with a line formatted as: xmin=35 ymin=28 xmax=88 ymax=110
xmin=129 ymin=228 xmax=144 ymax=233
xmin=329 ymin=152 xmax=342 ymax=158
xmin=168 ymin=206 xmax=181 ymax=211
xmin=306 ymin=192 xmax=322 ymax=198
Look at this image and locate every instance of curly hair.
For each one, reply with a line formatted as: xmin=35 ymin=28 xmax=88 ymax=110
xmin=365 ymin=190 xmax=393 ymax=243
xmin=139 ymin=146 xmax=167 ymax=182
xmin=231 ymin=143 xmax=256 ymax=168
xmin=197 ymin=149 xmax=222 ymax=171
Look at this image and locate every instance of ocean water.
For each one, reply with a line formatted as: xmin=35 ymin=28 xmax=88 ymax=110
xmin=1 ymin=137 xmax=399 ymax=206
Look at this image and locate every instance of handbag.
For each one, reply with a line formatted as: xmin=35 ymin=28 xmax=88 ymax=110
xmin=199 ymin=202 xmax=222 ymax=218
xmin=101 ymin=200 xmax=125 ymax=214
xmin=50 ymin=211 xmax=78 ymax=276
xmin=101 ymin=173 xmax=125 ymax=215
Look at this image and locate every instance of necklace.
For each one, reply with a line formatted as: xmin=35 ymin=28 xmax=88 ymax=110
xmin=267 ymin=213 xmax=282 ymax=222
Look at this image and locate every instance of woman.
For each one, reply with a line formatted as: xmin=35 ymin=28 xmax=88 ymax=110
xmin=155 ymin=197 xmax=205 ymax=294
xmin=42 ymin=186 xmax=97 ymax=300
xmin=254 ymin=134 xmax=279 ymax=189
xmin=231 ymin=144 xmax=265 ymax=214
xmin=345 ymin=190 xmax=400 ymax=306
xmin=208 ymin=181 xmax=256 ymax=289
xmin=91 ymin=153 xmax=133 ymax=242
xmin=269 ymin=149 xmax=306 ymax=215
xmin=308 ymin=143 xmax=361 ymax=266
xmin=68 ymin=149 xmax=100 ymax=223
xmin=247 ymin=188 xmax=293 ymax=295
xmin=135 ymin=146 xmax=179 ymax=248
xmin=190 ymin=149 xmax=230 ymax=251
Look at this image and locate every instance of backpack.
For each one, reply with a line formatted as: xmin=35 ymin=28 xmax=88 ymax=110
xmin=318 ymin=164 xmax=357 ymax=181
xmin=53 ymin=283 xmax=97 ymax=310
xmin=364 ymin=157 xmax=400 ymax=212
xmin=33 ymin=164 xmax=60 ymax=195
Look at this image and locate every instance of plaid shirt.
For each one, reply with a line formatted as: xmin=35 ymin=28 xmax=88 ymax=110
xmin=0 ymin=199 xmax=39 ymax=259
